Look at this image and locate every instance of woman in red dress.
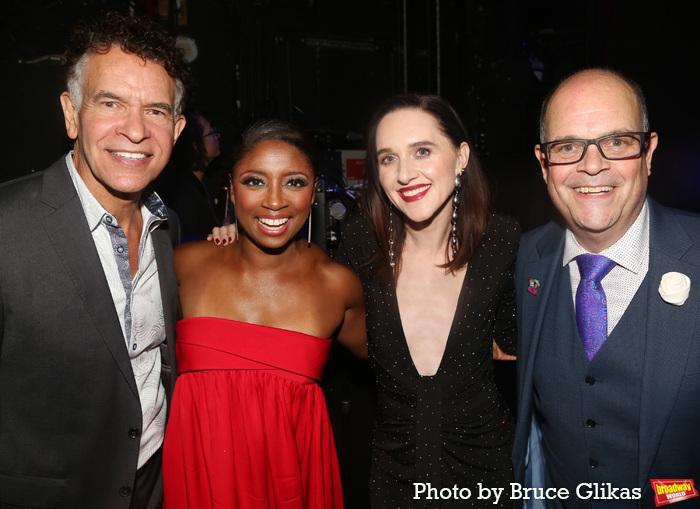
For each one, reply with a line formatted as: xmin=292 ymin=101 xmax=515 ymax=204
xmin=163 ymin=119 xmax=367 ymax=509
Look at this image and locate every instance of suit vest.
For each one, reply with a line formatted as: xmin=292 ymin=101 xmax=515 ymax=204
xmin=532 ymin=262 xmax=648 ymax=507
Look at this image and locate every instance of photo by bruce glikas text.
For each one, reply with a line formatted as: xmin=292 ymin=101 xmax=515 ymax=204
xmin=413 ymin=482 xmax=642 ymax=503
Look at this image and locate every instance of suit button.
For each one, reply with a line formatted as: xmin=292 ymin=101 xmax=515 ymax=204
xmin=585 ymin=376 xmax=596 ymax=385
xmin=589 ymin=459 xmax=599 ymax=468
xmin=119 ymin=486 xmax=132 ymax=497
xmin=128 ymin=428 xmax=141 ymax=439
xmin=586 ymin=419 xmax=596 ymax=428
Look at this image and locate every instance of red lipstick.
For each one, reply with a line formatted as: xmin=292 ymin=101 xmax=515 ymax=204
xmin=398 ymin=184 xmax=431 ymax=202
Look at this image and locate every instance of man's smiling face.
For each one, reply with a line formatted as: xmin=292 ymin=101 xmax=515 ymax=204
xmin=535 ymin=70 xmax=657 ymax=253
xmin=61 ymin=46 xmax=185 ymax=205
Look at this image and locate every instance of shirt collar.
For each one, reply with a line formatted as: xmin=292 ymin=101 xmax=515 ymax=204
xmin=563 ymin=198 xmax=650 ymax=274
xmin=65 ymin=151 xmax=168 ymax=231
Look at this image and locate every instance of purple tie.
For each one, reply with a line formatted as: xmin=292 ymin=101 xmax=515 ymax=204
xmin=575 ymin=254 xmax=616 ymax=360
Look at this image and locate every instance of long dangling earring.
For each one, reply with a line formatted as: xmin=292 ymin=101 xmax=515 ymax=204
xmin=307 ymin=209 xmax=312 ymax=247
xmin=230 ymin=188 xmax=239 ymax=243
xmin=451 ymin=171 xmax=463 ymax=258
xmin=388 ymin=208 xmax=396 ymax=268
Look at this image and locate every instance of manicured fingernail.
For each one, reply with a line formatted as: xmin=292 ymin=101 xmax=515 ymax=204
xmin=215 ymin=239 xmax=220 ymax=245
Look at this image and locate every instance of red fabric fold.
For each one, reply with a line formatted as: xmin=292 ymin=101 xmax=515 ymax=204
xmin=176 ymin=317 xmax=331 ymax=381
xmin=163 ymin=317 xmax=343 ymax=509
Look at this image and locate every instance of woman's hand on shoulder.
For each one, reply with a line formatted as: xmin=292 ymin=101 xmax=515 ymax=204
xmin=207 ymin=223 xmax=238 ymax=245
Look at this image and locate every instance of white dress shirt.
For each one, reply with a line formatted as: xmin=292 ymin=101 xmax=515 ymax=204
xmin=563 ymin=199 xmax=650 ymax=335
xmin=66 ymin=153 xmax=168 ymax=469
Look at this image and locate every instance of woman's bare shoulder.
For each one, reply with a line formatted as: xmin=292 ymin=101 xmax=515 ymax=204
xmin=307 ymin=243 xmax=351 ymax=274
xmin=174 ymin=241 xmax=229 ymax=275
xmin=174 ymin=240 xmax=220 ymax=259
xmin=309 ymin=244 xmax=363 ymax=296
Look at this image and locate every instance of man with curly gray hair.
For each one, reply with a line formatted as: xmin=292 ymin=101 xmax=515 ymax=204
xmin=0 ymin=11 xmax=189 ymax=508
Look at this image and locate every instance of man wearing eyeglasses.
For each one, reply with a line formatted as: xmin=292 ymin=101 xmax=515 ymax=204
xmin=512 ymin=69 xmax=700 ymax=508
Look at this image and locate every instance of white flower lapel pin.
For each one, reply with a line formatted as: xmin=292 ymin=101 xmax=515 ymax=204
xmin=658 ymin=272 xmax=691 ymax=306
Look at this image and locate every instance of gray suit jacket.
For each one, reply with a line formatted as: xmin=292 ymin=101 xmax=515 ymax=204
xmin=0 ymin=156 xmax=178 ymax=508
xmin=512 ymin=199 xmax=700 ymax=508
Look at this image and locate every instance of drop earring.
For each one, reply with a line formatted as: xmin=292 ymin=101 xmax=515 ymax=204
xmin=230 ymin=188 xmax=239 ymax=243
xmin=307 ymin=209 xmax=312 ymax=247
xmin=451 ymin=171 xmax=463 ymax=257
xmin=388 ymin=208 xmax=395 ymax=268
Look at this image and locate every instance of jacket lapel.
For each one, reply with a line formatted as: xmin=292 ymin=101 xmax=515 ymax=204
xmin=152 ymin=226 xmax=178 ymax=398
xmin=638 ymin=201 xmax=700 ymax=487
xmin=517 ymin=224 xmax=565 ymax=403
xmin=39 ymin=159 xmax=139 ymax=398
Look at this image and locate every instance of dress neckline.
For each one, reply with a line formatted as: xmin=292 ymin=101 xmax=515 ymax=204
xmin=178 ymin=316 xmax=329 ymax=341
xmin=388 ymin=256 xmax=476 ymax=379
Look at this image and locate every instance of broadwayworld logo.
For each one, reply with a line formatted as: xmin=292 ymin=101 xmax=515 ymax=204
xmin=651 ymin=479 xmax=698 ymax=506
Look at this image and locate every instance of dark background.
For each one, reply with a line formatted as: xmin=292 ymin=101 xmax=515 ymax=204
xmin=2 ymin=1 xmax=698 ymax=506
xmin=2 ymin=0 xmax=699 ymax=226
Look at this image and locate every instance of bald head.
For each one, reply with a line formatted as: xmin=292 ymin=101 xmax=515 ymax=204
xmin=534 ymin=67 xmax=658 ymax=253
xmin=539 ymin=69 xmax=649 ymax=143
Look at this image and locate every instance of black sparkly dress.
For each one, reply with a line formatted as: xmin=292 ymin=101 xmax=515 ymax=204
xmin=336 ymin=213 xmax=519 ymax=508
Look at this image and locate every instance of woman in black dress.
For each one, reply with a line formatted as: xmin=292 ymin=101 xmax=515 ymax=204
xmin=336 ymin=94 xmax=519 ymax=508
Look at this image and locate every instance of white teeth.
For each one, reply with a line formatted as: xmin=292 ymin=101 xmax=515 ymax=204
xmin=401 ymin=184 xmax=430 ymax=197
xmin=575 ymin=186 xmax=613 ymax=194
xmin=111 ymin=151 xmax=147 ymax=160
xmin=257 ymin=217 xmax=289 ymax=227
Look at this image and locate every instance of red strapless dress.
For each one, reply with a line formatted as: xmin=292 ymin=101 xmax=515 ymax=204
xmin=163 ymin=317 xmax=343 ymax=508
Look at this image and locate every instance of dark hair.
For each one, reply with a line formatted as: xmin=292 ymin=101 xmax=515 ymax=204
xmin=232 ymin=119 xmax=318 ymax=176
xmin=168 ymin=110 xmax=209 ymax=174
xmin=363 ymin=93 xmax=491 ymax=282
xmin=539 ymin=68 xmax=649 ymax=143
xmin=64 ymin=11 xmax=191 ymax=116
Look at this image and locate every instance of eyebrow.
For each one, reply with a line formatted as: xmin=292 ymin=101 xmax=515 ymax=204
xmin=376 ymin=139 xmax=437 ymax=157
xmin=93 ymin=91 xmax=173 ymax=114
xmin=94 ymin=91 xmax=121 ymax=102
xmin=548 ymin=129 xmax=639 ymax=142
xmin=148 ymin=102 xmax=174 ymax=114
xmin=238 ymin=169 xmax=311 ymax=178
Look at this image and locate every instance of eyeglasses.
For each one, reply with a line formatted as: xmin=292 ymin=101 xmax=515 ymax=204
xmin=202 ymin=126 xmax=220 ymax=139
xmin=540 ymin=132 xmax=651 ymax=165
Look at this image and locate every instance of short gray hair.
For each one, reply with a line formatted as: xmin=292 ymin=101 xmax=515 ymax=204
xmin=66 ymin=50 xmax=186 ymax=117
xmin=63 ymin=12 xmax=189 ymax=117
